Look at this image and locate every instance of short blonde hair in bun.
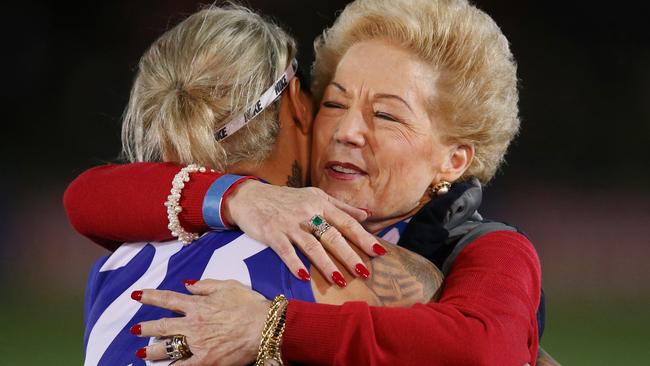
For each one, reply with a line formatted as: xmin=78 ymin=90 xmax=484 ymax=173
xmin=122 ymin=4 xmax=297 ymax=170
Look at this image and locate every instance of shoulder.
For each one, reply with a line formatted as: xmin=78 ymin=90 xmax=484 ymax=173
xmin=469 ymin=230 xmax=540 ymax=266
xmin=451 ymin=230 xmax=542 ymax=296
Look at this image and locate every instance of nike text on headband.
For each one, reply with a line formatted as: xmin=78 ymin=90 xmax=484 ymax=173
xmin=215 ymin=59 xmax=298 ymax=141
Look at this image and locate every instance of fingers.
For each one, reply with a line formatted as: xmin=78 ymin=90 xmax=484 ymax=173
xmin=137 ymin=339 xmax=197 ymax=365
xmin=138 ymin=340 xmax=169 ymax=361
xmin=183 ymin=278 xmax=221 ymax=295
xmin=325 ymin=193 xmax=369 ymax=222
xmin=137 ymin=316 xmax=187 ymax=338
xmin=136 ymin=289 xmax=194 ymax=315
xmin=317 ymin=227 xmax=367 ymax=282
xmin=323 ymin=205 xmax=385 ymax=258
xmin=289 ymin=231 xmax=343 ymax=286
xmin=266 ymin=235 xmax=312 ymax=282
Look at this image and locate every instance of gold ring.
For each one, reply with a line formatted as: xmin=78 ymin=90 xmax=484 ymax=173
xmin=165 ymin=334 xmax=192 ymax=361
xmin=309 ymin=214 xmax=332 ymax=240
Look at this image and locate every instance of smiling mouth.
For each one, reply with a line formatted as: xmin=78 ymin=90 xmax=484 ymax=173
xmin=325 ymin=161 xmax=367 ymax=180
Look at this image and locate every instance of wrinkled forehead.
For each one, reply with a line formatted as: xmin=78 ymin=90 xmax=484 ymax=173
xmin=331 ymin=40 xmax=439 ymax=104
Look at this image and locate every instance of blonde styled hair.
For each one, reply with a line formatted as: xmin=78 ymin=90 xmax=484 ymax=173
xmin=122 ymin=5 xmax=297 ymax=170
xmin=311 ymin=0 xmax=519 ymax=183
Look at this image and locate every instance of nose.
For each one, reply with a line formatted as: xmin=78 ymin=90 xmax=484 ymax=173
xmin=333 ymin=108 xmax=367 ymax=147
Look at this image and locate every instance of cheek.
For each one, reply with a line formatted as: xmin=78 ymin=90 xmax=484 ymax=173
xmin=310 ymin=115 xmax=335 ymax=181
xmin=312 ymin=112 xmax=335 ymax=147
xmin=378 ymin=137 xmax=438 ymax=196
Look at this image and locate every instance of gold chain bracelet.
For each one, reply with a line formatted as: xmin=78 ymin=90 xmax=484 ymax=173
xmin=255 ymin=294 xmax=288 ymax=366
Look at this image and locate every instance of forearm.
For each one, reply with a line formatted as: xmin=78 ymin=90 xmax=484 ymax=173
xmin=282 ymin=232 xmax=542 ymax=365
xmin=63 ymin=162 xmax=216 ymax=249
xmin=284 ymin=302 xmax=526 ymax=365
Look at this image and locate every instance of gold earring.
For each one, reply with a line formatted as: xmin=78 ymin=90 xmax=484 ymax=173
xmin=431 ymin=181 xmax=451 ymax=196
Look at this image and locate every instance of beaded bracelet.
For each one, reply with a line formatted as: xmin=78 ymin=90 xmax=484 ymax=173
xmin=255 ymin=294 xmax=288 ymax=366
xmin=164 ymin=164 xmax=206 ymax=244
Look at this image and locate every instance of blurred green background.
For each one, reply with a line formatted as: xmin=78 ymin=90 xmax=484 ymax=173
xmin=1 ymin=1 xmax=648 ymax=365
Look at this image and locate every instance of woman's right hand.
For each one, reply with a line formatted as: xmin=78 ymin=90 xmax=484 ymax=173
xmin=224 ymin=180 xmax=385 ymax=285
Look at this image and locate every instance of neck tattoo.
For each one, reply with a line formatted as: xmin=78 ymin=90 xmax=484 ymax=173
xmin=286 ymin=160 xmax=302 ymax=187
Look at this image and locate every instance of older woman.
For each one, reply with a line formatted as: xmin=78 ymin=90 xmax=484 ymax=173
xmin=66 ymin=0 xmax=549 ymax=364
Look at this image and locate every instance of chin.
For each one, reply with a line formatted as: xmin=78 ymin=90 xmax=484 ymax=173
xmin=326 ymin=186 xmax=366 ymax=208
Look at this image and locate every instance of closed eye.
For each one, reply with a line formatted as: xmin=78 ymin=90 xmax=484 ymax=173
xmin=374 ymin=111 xmax=399 ymax=122
xmin=323 ymin=101 xmax=346 ymax=109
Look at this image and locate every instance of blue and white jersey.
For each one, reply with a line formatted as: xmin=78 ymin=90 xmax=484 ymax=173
xmin=83 ymin=222 xmax=408 ymax=366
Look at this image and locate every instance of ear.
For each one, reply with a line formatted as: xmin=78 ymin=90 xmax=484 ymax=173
xmin=438 ymin=144 xmax=474 ymax=182
xmin=285 ymin=77 xmax=313 ymax=135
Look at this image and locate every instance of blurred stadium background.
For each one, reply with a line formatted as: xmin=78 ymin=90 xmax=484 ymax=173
xmin=1 ymin=1 xmax=648 ymax=364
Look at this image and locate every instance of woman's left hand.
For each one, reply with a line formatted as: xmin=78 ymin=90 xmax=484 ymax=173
xmin=132 ymin=279 xmax=270 ymax=366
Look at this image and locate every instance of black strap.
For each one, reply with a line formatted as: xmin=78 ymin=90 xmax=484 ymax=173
xmin=441 ymin=222 xmax=517 ymax=276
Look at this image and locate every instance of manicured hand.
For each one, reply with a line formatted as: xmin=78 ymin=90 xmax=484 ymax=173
xmin=131 ymin=279 xmax=270 ymax=366
xmin=224 ymin=180 xmax=386 ymax=286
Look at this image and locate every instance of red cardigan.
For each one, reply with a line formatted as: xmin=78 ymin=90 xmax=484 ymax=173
xmin=64 ymin=163 xmax=541 ymax=365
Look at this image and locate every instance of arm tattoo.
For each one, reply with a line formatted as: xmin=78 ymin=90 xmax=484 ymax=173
xmin=366 ymin=243 xmax=444 ymax=307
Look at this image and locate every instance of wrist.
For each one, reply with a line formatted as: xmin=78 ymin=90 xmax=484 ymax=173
xmin=203 ymin=175 xmax=259 ymax=230
xmin=255 ymin=295 xmax=288 ymax=366
xmin=223 ymin=179 xmax=263 ymax=228
xmin=165 ymin=164 xmax=207 ymax=244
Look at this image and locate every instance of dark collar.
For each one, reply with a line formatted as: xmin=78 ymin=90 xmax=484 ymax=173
xmin=397 ymin=178 xmax=484 ymax=268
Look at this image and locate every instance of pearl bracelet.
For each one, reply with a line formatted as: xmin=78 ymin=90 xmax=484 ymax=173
xmin=164 ymin=164 xmax=206 ymax=244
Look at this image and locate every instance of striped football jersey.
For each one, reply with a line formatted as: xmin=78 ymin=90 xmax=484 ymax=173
xmin=83 ymin=222 xmax=406 ymax=366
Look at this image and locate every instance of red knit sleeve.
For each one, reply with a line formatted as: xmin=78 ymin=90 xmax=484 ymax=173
xmin=282 ymin=231 xmax=542 ymax=366
xmin=63 ymin=162 xmax=220 ymax=250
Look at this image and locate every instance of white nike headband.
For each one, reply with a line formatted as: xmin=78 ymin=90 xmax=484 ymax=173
xmin=215 ymin=59 xmax=298 ymax=141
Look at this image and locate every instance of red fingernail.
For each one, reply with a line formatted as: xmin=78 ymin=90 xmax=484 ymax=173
xmin=183 ymin=279 xmax=198 ymax=286
xmin=130 ymin=324 xmax=141 ymax=335
xmin=131 ymin=290 xmax=143 ymax=301
xmin=360 ymin=208 xmax=372 ymax=217
xmin=297 ymin=269 xmax=311 ymax=282
xmin=355 ymin=263 xmax=370 ymax=279
xmin=372 ymin=243 xmax=387 ymax=256
xmin=331 ymin=271 xmax=347 ymax=288
xmin=136 ymin=347 xmax=147 ymax=359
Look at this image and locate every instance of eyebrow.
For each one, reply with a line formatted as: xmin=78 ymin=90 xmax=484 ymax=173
xmin=330 ymin=81 xmax=348 ymax=94
xmin=329 ymin=81 xmax=413 ymax=113
xmin=375 ymin=93 xmax=413 ymax=113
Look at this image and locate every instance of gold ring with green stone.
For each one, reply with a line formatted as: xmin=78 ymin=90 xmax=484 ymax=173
xmin=309 ymin=214 xmax=332 ymax=239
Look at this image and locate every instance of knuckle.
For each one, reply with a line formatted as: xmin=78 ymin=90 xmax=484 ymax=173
xmin=302 ymin=238 xmax=322 ymax=253
xmin=159 ymin=290 xmax=172 ymax=304
xmin=306 ymin=187 xmax=320 ymax=195
xmin=321 ymin=227 xmax=342 ymax=243
xmin=224 ymin=279 xmax=239 ymax=287
xmin=342 ymin=251 xmax=359 ymax=265
xmin=155 ymin=318 xmax=169 ymax=335
xmin=339 ymin=217 xmax=357 ymax=231
xmin=259 ymin=221 xmax=275 ymax=234
xmin=273 ymin=242 xmax=293 ymax=257
xmin=307 ymin=187 xmax=327 ymax=199
xmin=298 ymin=202 xmax=315 ymax=214
xmin=224 ymin=279 xmax=243 ymax=291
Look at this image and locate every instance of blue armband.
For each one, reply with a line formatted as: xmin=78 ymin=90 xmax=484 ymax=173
xmin=202 ymin=174 xmax=249 ymax=230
